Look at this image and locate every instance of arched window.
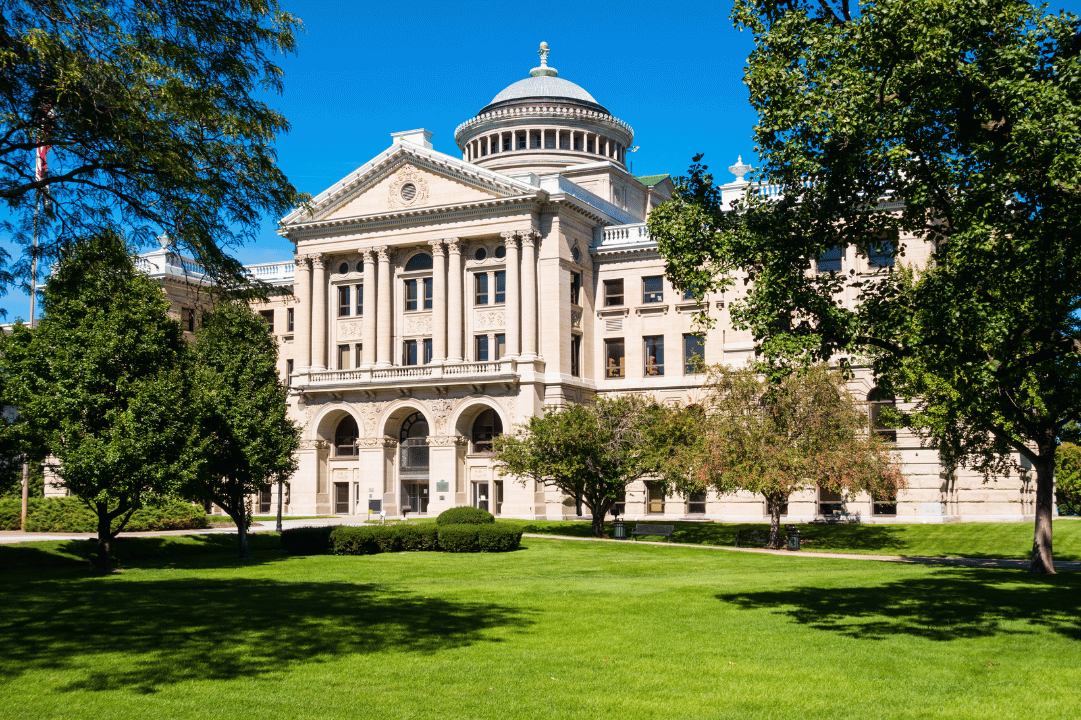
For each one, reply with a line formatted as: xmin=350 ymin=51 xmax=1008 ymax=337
xmin=404 ymin=252 xmax=433 ymax=272
xmin=399 ymin=411 xmax=429 ymax=475
xmin=471 ymin=408 xmax=503 ymax=454
xmin=334 ymin=416 xmax=359 ymax=457
xmin=868 ymin=387 xmax=897 ymax=442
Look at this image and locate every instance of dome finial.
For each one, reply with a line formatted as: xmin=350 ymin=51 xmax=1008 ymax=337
xmin=530 ymin=41 xmax=558 ymax=78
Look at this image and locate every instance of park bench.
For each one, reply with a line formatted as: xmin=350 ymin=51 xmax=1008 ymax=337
xmin=631 ymin=523 xmax=675 ymax=542
xmin=735 ymin=526 xmax=799 ymax=548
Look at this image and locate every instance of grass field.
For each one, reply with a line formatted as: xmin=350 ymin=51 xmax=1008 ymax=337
xmin=504 ymin=518 xmax=1081 ymax=560
xmin=0 ymin=533 xmax=1079 ymax=719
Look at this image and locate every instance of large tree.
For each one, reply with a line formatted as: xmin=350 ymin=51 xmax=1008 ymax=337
xmin=494 ymin=395 xmax=686 ymax=537
xmin=665 ymin=364 xmax=905 ymax=548
xmin=0 ymin=0 xmax=303 ymax=296
xmin=187 ymin=300 xmax=299 ymax=559
xmin=1 ymin=230 xmax=199 ymax=569
xmin=649 ymin=0 xmax=1081 ymax=573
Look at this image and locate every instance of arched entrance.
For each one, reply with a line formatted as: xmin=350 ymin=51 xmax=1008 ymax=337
xmin=399 ymin=411 xmax=429 ymax=513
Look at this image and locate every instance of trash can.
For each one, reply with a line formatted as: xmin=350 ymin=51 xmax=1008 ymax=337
xmin=612 ymin=519 xmax=627 ymax=540
xmin=786 ymin=527 xmax=801 ymax=551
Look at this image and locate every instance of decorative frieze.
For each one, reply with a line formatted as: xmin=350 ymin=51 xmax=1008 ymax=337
xmin=404 ymin=314 xmax=433 ymax=336
xmin=388 ymin=164 xmax=430 ymax=209
xmin=475 ymin=310 xmax=505 ymax=329
xmin=428 ymin=435 xmax=468 ymax=447
xmin=338 ymin=320 xmax=363 ymax=340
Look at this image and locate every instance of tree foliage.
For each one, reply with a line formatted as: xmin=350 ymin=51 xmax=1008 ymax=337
xmin=494 ymin=395 xmax=687 ymax=537
xmin=0 ymin=229 xmax=199 ymax=568
xmin=0 ymin=0 xmax=303 ymax=300
xmin=1056 ymin=442 xmax=1081 ymax=516
xmin=187 ymin=301 xmax=298 ymax=558
xmin=666 ymin=364 xmax=904 ymax=548
xmin=648 ymin=0 xmax=1081 ymax=572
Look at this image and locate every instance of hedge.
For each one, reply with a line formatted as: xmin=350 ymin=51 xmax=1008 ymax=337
xmin=0 ymin=497 xmax=209 ymax=532
xmin=281 ymin=522 xmax=521 ymax=556
xmin=435 ymin=506 xmax=495 ymax=526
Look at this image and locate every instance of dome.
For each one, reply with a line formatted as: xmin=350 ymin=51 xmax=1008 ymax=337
xmin=490 ymin=76 xmax=600 ymax=106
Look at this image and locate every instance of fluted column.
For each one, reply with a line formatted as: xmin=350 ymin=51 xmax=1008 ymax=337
xmin=376 ymin=246 xmax=391 ymax=367
xmin=502 ymin=231 xmax=520 ymax=358
xmin=362 ymin=249 xmax=376 ymax=368
xmin=447 ymin=238 xmax=463 ymax=362
xmin=310 ymin=254 xmax=327 ymax=371
xmin=294 ymin=255 xmax=312 ymax=372
xmin=519 ymin=230 xmax=538 ymax=358
xmin=430 ymin=240 xmax=446 ymax=363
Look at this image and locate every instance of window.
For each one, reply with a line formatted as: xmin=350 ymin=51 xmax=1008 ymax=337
xmin=287 ymin=307 xmax=294 ymax=333
xmin=495 ymin=271 xmax=506 ymax=304
xmin=334 ymin=416 xmax=359 ymax=457
xmin=604 ymin=279 xmax=624 ymax=307
xmin=682 ymin=286 xmax=701 ymax=301
xmin=571 ymin=334 xmax=581 ymax=377
xmin=475 ymin=273 xmax=489 ymax=305
xmin=643 ymin=276 xmax=664 ymax=303
xmin=406 ymin=279 xmax=418 ymax=311
xmin=404 ymin=252 xmax=433 ymax=272
xmin=423 ymin=338 xmax=433 ymax=364
xmin=868 ymin=387 xmax=898 ymax=442
xmin=183 ymin=307 xmax=196 ymax=332
xmin=817 ymin=246 xmax=842 ymax=273
xmin=471 ymin=408 xmax=503 ymax=454
xmin=475 ymin=246 xmax=487 ymax=261
xmin=259 ymin=485 xmax=272 ymax=514
xmin=406 ymin=279 xmax=432 ymax=311
xmin=423 ymin=278 xmax=433 ymax=310
xmin=873 ymin=492 xmax=898 ymax=516
xmin=570 ymin=271 xmax=582 ymax=305
xmin=403 ymin=339 xmax=418 ymax=366
xmin=475 ymin=335 xmax=489 ymax=361
xmin=286 ymin=359 xmax=294 ymax=387
xmin=495 ymin=245 xmax=506 ymax=260
xmin=683 ymin=334 xmax=705 ymax=374
xmin=356 ymin=284 xmax=363 ymax=315
xmin=688 ymin=490 xmax=707 ymax=514
xmin=767 ymin=497 xmax=789 ymax=517
xmin=644 ymin=336 xmax=664 ymax=376
xmin=338 ymin=262 xmax=349 ymax=275
xmin=647 ymin=481 xmax=665 ymax=514
xmin=819 ymin=487 xmax=844 ymax=516
xmin=869 ymin=240 xmax=895 ymax=269
xmin=337 ymin=344 xmax=350 ymax=370
xmin=494 ymin=334 xmax=505 ymax=360
xmin=605 ymin=338 xmax=625 ymax=378
xmin=338 ymin=286 xmax=351 ymax=317
xmin=517 ymin=134 xmax=526 ymax=149
xmin=355 ymin=343 xmax=363 ymax=368
xmin=259 ymin=309 xmax=275 ymax=329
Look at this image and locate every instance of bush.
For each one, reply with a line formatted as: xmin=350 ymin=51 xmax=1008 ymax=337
xmin=476 ymin=523 xmax=523 ymax=552
xmin=0 ymin=497 xmax=44 ymax=530
xmin=125 ymin=501 xmax=209 ymax=532
xmin=397 ymin=523 xmax=440 ymax=551
xmin=22 ymin=497 xmax=98 ymax=532
xmin=0 ymin=496 xmax=209 ymax=533
xmin=436 ymin=506 xmax=495 ymax=526
xmin=328 ymin=525 xmax=402 ymax=555
xmin=438 ymin=523 xmax=481 ymax=552
xmin=281 ymin=525 xmax=333 ymax=555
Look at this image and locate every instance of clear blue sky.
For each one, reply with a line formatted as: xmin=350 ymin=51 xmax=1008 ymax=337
xmin=5 ymin=0 xmax=1081 ymax=321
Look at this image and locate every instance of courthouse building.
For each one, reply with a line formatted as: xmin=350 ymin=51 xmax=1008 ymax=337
xmin=149 ymin=44 xmax=1034 ymax=523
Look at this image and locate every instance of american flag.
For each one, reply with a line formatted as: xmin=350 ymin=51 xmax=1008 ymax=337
xmin=35 ymin=142 xmax=52 ymax=216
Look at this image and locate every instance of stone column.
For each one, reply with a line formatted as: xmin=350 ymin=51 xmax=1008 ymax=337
xmin=294 ymin=255 xmax=312 ymax=372
xmin=520 ymin=230 xmax=538 ymax=358
xmin=362 ymin=249 xmax=376 ymax=367
xmin=502 ymin=231 xmax=520 ymax=358
xmin=310 ymin=254 xmax=327 ymax=371
xmin=447 ymin=238 xmax=463 ymax=362
xmin=376 ymin=246 xmax=391 ymax=367
xmin=430 ymin=239 xmax=446 ymax=363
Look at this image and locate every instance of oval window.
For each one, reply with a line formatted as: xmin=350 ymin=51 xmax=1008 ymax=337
xmin=572 ymin=245 xmax=581 ymax=263
xmin=338 ymin=262 xmax=349 ymax=274
xmin=474 ymin=247 xmax=487 ymax=261
xmin=494 ymin=245 xmax=506 ymax=260
xmin=401 ymin=183 xmax=417 ymax=201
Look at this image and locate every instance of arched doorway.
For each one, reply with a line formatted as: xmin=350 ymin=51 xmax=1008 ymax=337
xmin=399 ymin=411 xmax=429 ymax=513
xmin=469 ymin=408 xmax=503 ymax=514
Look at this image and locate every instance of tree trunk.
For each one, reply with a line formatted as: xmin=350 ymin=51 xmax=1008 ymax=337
xmin=95 ymin=502 xmax=112 ymax=571
xmin=227 ymin=508 xmax=251 ymax=560
xmin=1030 ymin=445 xmax=1056 ymax=574
xmin=586 ymin=497 xmax=611 ymax=538
xmin=766 ymin=493 xmax=785 ymax=549
xmin=276 ymin=479 xmax=283 ymax=533
xmin=575 ymin=491 xmax=584 ymax=517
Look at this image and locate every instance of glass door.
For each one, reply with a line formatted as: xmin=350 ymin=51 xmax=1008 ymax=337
xmin=334 ymin=482 xmax=349 ymax=514
xmin=472 ymin=482 xmax=489 ymax=512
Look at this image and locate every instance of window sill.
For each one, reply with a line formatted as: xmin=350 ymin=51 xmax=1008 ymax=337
xmin=597 ymin=307 xmax=630 ymax=318
xmin=675 ymin=302 xmax=706 ymax=314
xmin=635 ymin=304 xmax=669 ymax=317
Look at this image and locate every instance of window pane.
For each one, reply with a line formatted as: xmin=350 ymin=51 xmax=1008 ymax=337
xmin=423 ymin=339 xmax=433 ymax=364
xmin=643 ymin=276 xmax=664 ymax=303
xmin=475 ymin=273 xmax=488 ymax=305
xmin=287 ymin=307 xmax=294 ymax=332
xmin=403 ymin=339 xmax=417 ymax=366
xmin=355 ymin=343 xmax=363 ymax=367
xmin=424 ymin=278 xmax=433 ymax=310
xmin=356 ymin=284 xmax=363 ymax=315
xmin=869 ymin=240 xmax=895 ymax=268
xmin=337 ymin=344 xmax=350 ymax=370
xmin=571 ymin=334 xmax=581 ymax=377
xmin=605 ymin=339 xmax=625 ymax=378
xmin=494 ymin=334 xmax=505 ymax=360
xmin=406 ymin=279 xmax=418 ymax=311
xmin=475 ymin=335 xmax=489 ymax=361
xmin=604 ymin=279 xmax=624 ymax=307
xmin=571 ymin=272 xmax=582 ymax=305
xmin=644 ymin=336 xmax=664 ymax=376
xmin=684 ymin=334 xmax=705 ymax=374
xmin=817 ymin=246 xmax=842 ymax=273
xmin=495 ymin=271 xmax=506 ymax=304
xmin=338 ymin=286 xmax=350 ymax=317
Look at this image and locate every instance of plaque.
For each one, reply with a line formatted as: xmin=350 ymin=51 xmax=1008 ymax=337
xmin=368 ymin=499 xmax=382 ymax=513
xmin=436 ymin=481 xmax=449 ymax=493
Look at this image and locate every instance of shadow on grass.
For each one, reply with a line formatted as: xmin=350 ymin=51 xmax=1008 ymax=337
xmin=0 ymin=573 xmax=531 ymax=694
xmin=716 ymin=569 xmax=1081 ymax=641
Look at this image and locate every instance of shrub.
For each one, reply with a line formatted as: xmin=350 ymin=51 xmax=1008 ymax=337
xmin=438 ymin=523 xmax=481 ymax=553
xmin=328 ymin=525 xmax=405 ymax=555
xmin=23 ymin=497 xmax=98 ymax=532
xmin=125 ymin=500 xmax=209 ymax=532
xmin=436 ymin=506 xmax=495 ymax=526
xmin=0 ymin=497 xmax=45 ymax=530
xmin=281 ymin=525 xmax=333 ymax=555
xmin=476 ymin=523 xmax=523 ymax=552
xmin=1 ymin=497 xmax=209 ymax=533
xmin=397 ymin=523 xmax=440 ymax=551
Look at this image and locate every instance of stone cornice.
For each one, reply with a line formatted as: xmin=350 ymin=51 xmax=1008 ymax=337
xmin=454 ymin=105 xmax=633 ymax=145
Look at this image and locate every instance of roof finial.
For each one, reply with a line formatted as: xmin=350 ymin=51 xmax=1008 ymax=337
xmin=530 ymin=41 xmax=558 ymax=78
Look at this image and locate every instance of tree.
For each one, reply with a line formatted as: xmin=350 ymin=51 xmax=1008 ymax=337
xmin=494 ymin=395 xmax=684 ymax=537
xmin=649 ymin=0 xmax=1081 ymax=573
xmin=0 ymin=230 xmax=199 ymax=569
xmin=666 ymin=364 xmax=904 ymax=548
xmin=0 ymin=0 xmax=303 ymax=296
xmin=1056 ymin=443 xmax=1081 ymax=516
xmin=187 ymin=301 xmax=299 ymax=559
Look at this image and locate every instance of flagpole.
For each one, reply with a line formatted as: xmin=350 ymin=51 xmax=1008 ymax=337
xmin=21 ymin=189 xmax=38 ymax=531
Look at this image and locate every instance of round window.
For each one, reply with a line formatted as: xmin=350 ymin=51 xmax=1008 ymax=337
xmin=474 ymin=247 xmax=487 ymax=261
xmin=571 ymin=245 xmax=581 ymax=263
xmin=401 ymin=183 xmax=417 ymax=201
xmin=338 ymin=262 xmax=349 ymax=274
xmin=494 ymin=245 xmax=506 ymax=260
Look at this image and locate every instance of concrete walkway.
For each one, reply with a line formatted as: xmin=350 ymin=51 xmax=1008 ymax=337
xmin=2 ymin=518 xmax=1076 ymax=571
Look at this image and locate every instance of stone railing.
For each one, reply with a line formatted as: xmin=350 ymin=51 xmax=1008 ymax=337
xmin=443 ymin=361 xmax=503 ymax=376
xmin=244 ymin=261 xmax=295 ymax=286
xmin=303 ymin=360 xmax=517 ymax=389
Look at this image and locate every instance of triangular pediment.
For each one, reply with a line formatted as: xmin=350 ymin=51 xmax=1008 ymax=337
xmin=282 ymin=143 xmax=541 ymax=227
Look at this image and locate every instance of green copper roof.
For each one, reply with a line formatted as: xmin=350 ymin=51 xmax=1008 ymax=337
xmin=637 ymin=174 xmax=670 ymax=187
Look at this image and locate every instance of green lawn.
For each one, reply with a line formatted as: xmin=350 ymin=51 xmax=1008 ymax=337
xmin=503 ymin=518 xmax=1081 ymax=560
xmin=0 ymin=534 xmax=1079 ymax=719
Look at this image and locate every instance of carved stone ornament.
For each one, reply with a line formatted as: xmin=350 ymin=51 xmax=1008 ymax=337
xmin=301 ymin=439 xmax=329 ymax=450
xmin=500 ymin=231 xmax=517 ymax=247
xmin=389 ymin=165 xmax=430 ymax=208
xmin=517 ymin=229 xmax=538 ymax=246
xmin=429 ymin=239 xmax=445 ymax=256
xmin=428 ymin=435 xmax=468 ymax=447
xmin=445 ymin=237 xmax=461 ymax=255
xmin=405 ymin=314 xmax=433 ymax=336
xmin=427 ymin=398 xmax=461 ymax=435
xmin=380 ymin=435 xmax=399 ymax=448
xmin=358 ymin=401 xmax=387 ymax=436
xmin=375 ymin=245 xmax=390 ymax=263
xmin=355 ymin=438 xmax=384 ymax=448
xmin=309 ymin=254 xmax=326 ymax=269
xmin=294 ymin=255 xmax=308 ymax=270
xmin=476 ymin=310 xmax=505 ymax=329
xmin=338 ymin=320 xmax=363 ymax=340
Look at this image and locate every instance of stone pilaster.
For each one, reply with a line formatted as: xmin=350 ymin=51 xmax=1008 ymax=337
xmin=502 ymin=231 xmax=520 ymax=358
xmin=376 ymin=246 xmax=391 ymax=367
xmin=519 ymin=230 xmax=538 ymax=358
xmin=446 ymin=238 xmax=463 ymax=362
xmin=310 ymin=255 xmax=327 ymax=371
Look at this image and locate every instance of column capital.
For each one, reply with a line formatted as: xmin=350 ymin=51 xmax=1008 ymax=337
xmin=428 ymin=239 xmax=446 ymax=256
xmin=500 ymin=230 xmax=518 ymax=246
xmin=360 ymin=247 xmax=377 ymax=262
xmin=517 ymin=229 xmax=538 ymax=246
xmin=375 ymin=245 xmax=390 ymax=262
xmin=309 ymin=254 xmax=326 ymax=269
xmin=445 ymin=237 xmax=461 ymax=255
xmin=294 ymin=255 xmax=309 ymax=270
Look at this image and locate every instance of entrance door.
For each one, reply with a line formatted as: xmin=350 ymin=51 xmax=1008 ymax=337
xmin=472 ymin=481 xmax=489 ymax=512
xmin=334 ymin=482 xmax=349 ymax=514
xmin=403 ymin=482 xmax=429 ymax=513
